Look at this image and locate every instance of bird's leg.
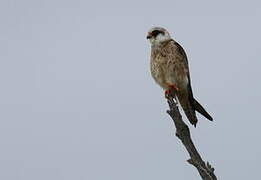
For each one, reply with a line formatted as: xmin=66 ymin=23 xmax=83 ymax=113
xmin=164 ymin=89 xmax=170 ymax=96
xmin=169 ymin=84 xmax=179 ymax=92
xmin=165 ymin=84 xmax=179 ymax=100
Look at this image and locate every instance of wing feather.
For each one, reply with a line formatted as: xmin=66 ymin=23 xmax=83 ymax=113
xmin=173 ymin=41 xmax=213 ymax=121
xmin=173 ymin=41 xmax=195 ymax=104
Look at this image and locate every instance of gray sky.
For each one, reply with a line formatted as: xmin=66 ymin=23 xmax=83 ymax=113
xmin=0 ymin=0 xmax=261 ymax=179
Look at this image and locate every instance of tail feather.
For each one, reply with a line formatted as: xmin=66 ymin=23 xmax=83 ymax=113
xmin=193 ymin=99 xmax=213 ymax=121
xmin=182 ymin=104 xmax=198 ymax=127
xmin=178 ymin=95 xmax=198 ymax=127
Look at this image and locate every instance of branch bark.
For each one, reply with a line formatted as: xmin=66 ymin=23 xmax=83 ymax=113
xmin=165 ymin=92 xmax=217 ymax=180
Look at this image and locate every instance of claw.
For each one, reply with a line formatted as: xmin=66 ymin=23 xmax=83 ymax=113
xmin=165 ymin=84 xmax=179 ymax=99
xmin=164 ymin=89 xmax=170 ymax=96
xmin=164 ymin=89 xmax=171 ymax=99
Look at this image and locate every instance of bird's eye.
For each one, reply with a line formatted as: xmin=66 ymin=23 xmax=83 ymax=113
xmin=151 ymin=30 xmax=163 ymax=37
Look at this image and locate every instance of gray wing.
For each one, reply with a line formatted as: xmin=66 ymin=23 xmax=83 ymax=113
xmin=174 ymin=41 xmax=213 ymax=121
xmin=173 ymin=41 xmax=194 ymax=102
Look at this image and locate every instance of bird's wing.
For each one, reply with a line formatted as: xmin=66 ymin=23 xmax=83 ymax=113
xmin=173 ymin=41 xmax=213 ymax=121
xmin=172 ymin=41 xmax=194 ymax=102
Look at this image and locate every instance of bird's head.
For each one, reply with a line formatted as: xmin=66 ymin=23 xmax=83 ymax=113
xmin=146 ymin=27 xmax=171 ymax=46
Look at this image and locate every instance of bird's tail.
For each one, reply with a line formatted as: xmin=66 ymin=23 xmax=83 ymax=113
xmin=193 ymin=98 xmax=213 ymax=121
xmin=178 ymin=95 xmax=198 ymax=127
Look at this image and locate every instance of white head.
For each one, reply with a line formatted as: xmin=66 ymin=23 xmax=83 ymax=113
xmin=146 ymin=27 xmax=172 ymax=46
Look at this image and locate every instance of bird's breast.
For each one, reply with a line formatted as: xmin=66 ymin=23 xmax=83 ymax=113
xmin=150 ymin=55 xmax=168 ymax=89
xmin=150 ymin=52 xmax=188 ymax=90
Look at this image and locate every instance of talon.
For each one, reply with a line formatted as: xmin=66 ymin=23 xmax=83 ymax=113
xmin=165 ymin=84 xmax=179 ymax=98
xmin=164 ymin=89 xmax=172 ymax=99
xmin=164 ymin=89 xmax=170 ymax=96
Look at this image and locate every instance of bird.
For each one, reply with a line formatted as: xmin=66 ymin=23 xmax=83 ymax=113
xmin=147 ymin=26 xmax=213 ymax=127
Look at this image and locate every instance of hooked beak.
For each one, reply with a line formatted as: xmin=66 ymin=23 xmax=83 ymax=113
xmin=146 ymin=33 xmax=152 ymax=39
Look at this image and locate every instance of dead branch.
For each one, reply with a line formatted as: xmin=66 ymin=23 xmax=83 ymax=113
xmin=165 ymin=92 xmax=217 ymax=180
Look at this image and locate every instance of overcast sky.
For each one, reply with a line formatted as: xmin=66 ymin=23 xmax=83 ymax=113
xmin=0 ymin=0 xmax=261 ymax=179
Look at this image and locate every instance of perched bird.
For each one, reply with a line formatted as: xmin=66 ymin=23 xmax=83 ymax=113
xmin=147 ymin=27 xmax=213 ymax=127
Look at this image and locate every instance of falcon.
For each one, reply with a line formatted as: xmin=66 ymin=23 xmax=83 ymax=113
xmin=147 ymin=27 xmax=213 ymax=127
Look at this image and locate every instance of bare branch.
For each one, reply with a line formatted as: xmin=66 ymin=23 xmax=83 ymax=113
xmin=165 ymin=92 xmax=217 ymax=180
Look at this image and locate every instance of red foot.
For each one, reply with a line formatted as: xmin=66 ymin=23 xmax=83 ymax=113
xmin=164 ymin=84 xmax=179 ymax=98
xmin=169 ymin=84 xmax=179 ymax=91
xmin=164 ymin=89 xmax=170 ymax=96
